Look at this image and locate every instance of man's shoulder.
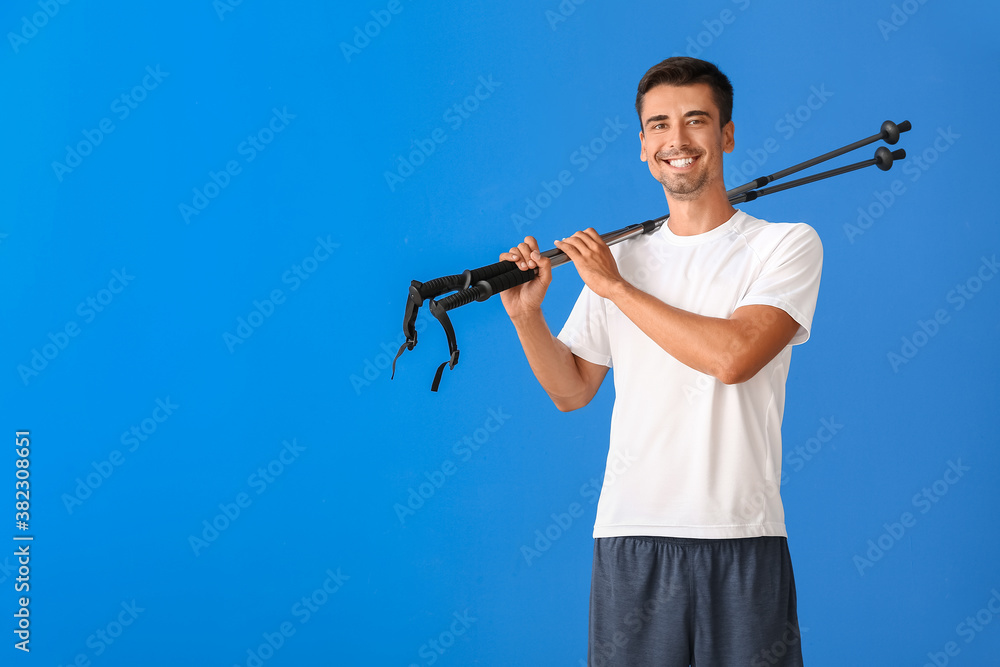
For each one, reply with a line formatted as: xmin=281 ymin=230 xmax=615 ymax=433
xmin=733 ymin=209 xmax=818 ymax=237
xmin=732 ymin=210 xmax=822 ymax=251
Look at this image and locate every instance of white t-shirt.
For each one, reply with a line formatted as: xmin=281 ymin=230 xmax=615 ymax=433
xmin=557 ymin=209 xmax=823 ymax=539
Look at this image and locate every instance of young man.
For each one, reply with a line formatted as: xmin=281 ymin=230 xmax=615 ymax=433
xmin=499 ymin=58 xmax=822 ymax=666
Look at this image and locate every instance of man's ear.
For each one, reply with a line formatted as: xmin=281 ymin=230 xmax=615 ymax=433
xmin=722 ymin=121 xmax=735 ymax=154
xmin=639 ymin=131 xmax=647 ymax=162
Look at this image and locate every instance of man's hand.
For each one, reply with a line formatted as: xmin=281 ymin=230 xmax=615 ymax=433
xmin=499 ymin=236 xmax=552 ymax=320
xmin=498 ymin=235 xmax=608 ymax=411
xmin=553 ymin=228 xmax=624 ymax=299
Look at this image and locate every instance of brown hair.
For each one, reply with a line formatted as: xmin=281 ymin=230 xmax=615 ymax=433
xmin=635 ymin=57 xmax=733 ymax=129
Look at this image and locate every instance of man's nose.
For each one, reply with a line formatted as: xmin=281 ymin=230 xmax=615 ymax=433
xmin=667 ymin=123 xmax=690 ymax=149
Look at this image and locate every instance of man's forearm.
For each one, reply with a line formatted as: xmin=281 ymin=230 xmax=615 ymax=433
xmin=607 ymin=281 xmax=790 ymax=385
xmin=509 ymin=309 xmax=595 ymax=410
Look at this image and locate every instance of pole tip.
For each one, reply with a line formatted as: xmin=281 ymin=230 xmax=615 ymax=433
xmin=880 ymin=119 xmax=912 ymax=145
xmin=874 ymin=146 xmax=905 ymax=171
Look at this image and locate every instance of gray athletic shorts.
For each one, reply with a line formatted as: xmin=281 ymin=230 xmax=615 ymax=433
xmin=589 ymin=535 xmax=803 ymax=666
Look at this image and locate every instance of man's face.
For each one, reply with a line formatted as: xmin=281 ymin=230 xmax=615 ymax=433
xmin=638 ymin=83 xmax=734 ymax=201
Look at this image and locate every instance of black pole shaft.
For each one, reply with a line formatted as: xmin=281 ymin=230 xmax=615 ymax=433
xmin=725 ymin=131 xmax=883 ymax=198
xmin=731 ymin=156 xmax=878 ymax=204
xmin=725 ymin=119 xmax=910 ymax=198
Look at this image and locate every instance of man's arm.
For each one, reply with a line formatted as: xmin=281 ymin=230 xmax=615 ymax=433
xmin=609 ymin=287 xmax=798 ymax=384
xmin=554 ymin=228 xmax=801 ymax=384
xmin=500 ymin=236 xmax=609 ymax=411
xmin=507 ymin=308 xmax=609 ymax=411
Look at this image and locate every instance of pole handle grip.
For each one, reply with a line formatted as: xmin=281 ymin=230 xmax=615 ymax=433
xmin=415 ymin=274 xmax=465 ymax=301
xmin=464 ymin=260 xmax=518 ymax=286
xmin=475 ymin=267 xmax=537 ymax=301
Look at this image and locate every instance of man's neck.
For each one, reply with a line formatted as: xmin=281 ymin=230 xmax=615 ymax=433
xmin=664 ymin=188 xmax=737 ymax=236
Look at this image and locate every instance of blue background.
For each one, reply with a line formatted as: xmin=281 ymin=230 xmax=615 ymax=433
xmin=2 ymin=0 xmax=998 ymax=665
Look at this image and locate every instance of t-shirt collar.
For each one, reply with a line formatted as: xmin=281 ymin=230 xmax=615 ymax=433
xmin=657 ymin=209 xmax=745 ymax=246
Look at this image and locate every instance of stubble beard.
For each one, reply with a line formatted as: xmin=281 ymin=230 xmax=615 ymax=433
xmin=657 ymin=170 xmax=710 ymax=201
xmin=653 ymin=150 xmax=720 ymax=202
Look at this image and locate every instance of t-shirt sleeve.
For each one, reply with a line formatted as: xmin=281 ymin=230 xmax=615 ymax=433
xmin=735 ymin=223 xmax=823 ymax=345
xmin=556 ymin=284 xmax=613 ymax=367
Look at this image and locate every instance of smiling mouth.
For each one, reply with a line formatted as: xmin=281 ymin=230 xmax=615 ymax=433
xmin=660 ymin=155 xmax=698 ymax=169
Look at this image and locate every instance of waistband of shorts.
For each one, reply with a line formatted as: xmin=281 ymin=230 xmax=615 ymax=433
xmin=597 ymin=535 xmax=788 ymax=547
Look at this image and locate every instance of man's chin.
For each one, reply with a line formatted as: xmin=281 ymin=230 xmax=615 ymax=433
xmin=657 ymin=175 xmax=707 ymax=201
xmin=664 ymin=188 xmax=702 ymax=202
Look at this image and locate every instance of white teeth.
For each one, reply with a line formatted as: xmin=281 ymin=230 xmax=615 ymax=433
xmin=668 ymin=157 xmax=694 ymax=167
